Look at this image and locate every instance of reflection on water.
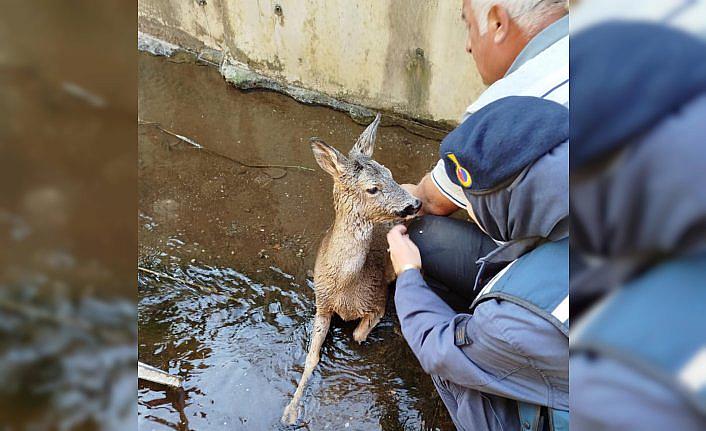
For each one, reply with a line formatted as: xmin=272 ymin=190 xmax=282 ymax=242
xmin=138 ymin=52 xmax=454 ymax=430
xmin=0 ymin=284 xmax=135 ymax=430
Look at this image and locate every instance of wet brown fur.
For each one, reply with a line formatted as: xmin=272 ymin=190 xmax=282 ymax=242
xmin=282 ymin=115 xmax=419 ymax=425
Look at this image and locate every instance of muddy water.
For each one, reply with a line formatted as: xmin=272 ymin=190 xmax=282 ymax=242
xmin=138 ymin=52 xmax=455 ymax=430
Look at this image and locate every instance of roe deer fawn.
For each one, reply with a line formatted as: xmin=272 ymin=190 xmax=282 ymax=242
xmin=282 ymin=114 xmax=421 ymax=425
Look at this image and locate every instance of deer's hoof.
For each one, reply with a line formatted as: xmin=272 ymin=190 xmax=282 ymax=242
xmin=281 ymin=405 xmax=299 ymax=426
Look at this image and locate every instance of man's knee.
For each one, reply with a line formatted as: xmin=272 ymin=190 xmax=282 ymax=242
xmin=409 ymin=215 xmax=463 ymax=250
xmin=409 ymin=215 xmax=494 ymax=256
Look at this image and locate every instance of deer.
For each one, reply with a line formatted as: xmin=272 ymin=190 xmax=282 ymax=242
xmin=281 ymin=114 xmax=421 ymax=425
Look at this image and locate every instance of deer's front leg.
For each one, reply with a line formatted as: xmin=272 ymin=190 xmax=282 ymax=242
xmin=353 ymin=312 xmax=383 ymax=343
xmin=282 ymin=313 xmax=332 ymax=425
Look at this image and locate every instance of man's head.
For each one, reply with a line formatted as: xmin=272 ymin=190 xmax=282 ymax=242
xmin=462 ymin=0 xmax=567 ymax=85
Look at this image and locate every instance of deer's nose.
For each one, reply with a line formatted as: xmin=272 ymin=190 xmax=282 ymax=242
xmin=401 ymin=200 xmax=421 ymax=216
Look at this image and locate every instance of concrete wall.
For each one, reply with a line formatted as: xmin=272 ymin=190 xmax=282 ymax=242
xmin=138 ymin=0 xmax=486 ymax=125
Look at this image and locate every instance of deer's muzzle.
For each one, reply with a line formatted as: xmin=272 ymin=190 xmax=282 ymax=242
xmin=396 ymin=199 xmax=422 ymax=218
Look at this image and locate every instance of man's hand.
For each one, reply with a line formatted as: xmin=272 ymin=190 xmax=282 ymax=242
xmin=386 ymin=224 xmax=422 ymax=276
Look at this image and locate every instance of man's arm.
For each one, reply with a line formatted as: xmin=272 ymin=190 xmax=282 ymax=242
xmin=403 ymin=173 xmax=460 ymax=216
xmin=387 ymin=225 xmax=565 ymax=408
xmin=395 ymin=272 xmax=566 ymax=408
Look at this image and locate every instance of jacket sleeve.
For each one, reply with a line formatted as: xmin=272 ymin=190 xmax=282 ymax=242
xmin=394 ymin=269 xmax=477 ymax=379
xmin=394 ymin=268 xmax=565 ymax=408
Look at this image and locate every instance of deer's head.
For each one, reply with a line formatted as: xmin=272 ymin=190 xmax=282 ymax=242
xmin=311 ymin=114 xmax=421 ymax=223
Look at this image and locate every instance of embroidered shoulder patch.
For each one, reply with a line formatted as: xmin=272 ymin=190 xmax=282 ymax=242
xmin=446 ymin=153 xmax=472 ymax=188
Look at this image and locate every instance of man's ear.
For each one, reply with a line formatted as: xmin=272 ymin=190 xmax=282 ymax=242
xmin=488 ymin=5 xmax=510 ymax=44
xmin=311 ymin=138 xmax=346 ymax=177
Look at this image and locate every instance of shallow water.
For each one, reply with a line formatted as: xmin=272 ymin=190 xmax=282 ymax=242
xmin=137 ymin=52 xmax=455 ymax=430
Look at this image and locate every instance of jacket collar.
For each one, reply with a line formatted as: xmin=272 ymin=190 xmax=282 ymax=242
xmin=505 ymin=14 xmax=569 ymax=77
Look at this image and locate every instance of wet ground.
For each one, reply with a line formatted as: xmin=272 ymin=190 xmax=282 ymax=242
xmin=138 ymin=52 xmax=455 ymax=430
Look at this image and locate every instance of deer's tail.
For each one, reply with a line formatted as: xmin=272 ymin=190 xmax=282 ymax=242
xmin=281 ymin=313 xmax=331 ymax=425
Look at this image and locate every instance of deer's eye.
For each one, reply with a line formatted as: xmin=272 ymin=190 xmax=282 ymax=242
xmin=366 ymin=187 xmax=379 ymax=195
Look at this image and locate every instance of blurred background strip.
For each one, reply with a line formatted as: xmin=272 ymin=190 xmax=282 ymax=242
xmin=0 ymin=1 xmax=137 ymax=429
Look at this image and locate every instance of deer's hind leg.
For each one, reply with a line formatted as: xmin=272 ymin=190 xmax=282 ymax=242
xmin=353 ymin=311 xmax=383 ymax=344
xmin=282 ymin=313 xmax=332 ymax=425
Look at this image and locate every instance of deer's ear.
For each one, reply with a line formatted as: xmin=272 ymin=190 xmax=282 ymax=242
xmin=311 ymin=138 xmax=346 ymax=177
xmin=350 ymin=113 xmax=380 ymax=157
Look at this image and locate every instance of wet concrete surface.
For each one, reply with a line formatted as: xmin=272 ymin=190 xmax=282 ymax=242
xmin=138 ymin=52 xmax=456 ymax=430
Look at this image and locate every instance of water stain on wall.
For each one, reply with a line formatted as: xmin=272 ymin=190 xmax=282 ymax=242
xmin=382 ymin=0 xmax=436 ymax=118
xmin=405 ymin=46 xmax=432 ymax=113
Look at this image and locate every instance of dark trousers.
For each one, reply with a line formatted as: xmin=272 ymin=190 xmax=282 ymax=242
xmin=408 ymin=215 xmax=498 ymax=312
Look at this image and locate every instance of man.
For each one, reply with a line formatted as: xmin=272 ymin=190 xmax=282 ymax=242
xmin=404 ymin=0 xmax=568 ymax=311
xmin=388 ymin=96 xmax=569 ymax=431
xmin=413 ymin=0 xmax=568 ymax=224
xmin=386 ymin=1 xmax=570 ymax=429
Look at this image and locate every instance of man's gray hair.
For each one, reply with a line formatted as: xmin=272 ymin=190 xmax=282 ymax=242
xmin=472 ymin=0 xmax=568 ymax=35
